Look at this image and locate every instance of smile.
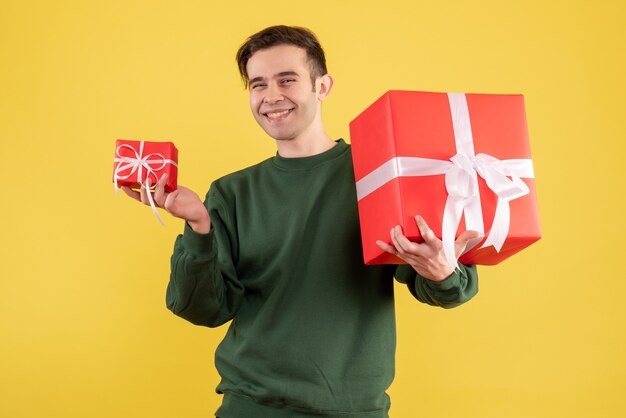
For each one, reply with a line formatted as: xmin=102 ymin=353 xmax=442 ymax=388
xmin=263 ymin=109 xmax=294 ymax=121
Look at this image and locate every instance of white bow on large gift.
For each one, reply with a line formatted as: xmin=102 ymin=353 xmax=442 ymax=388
xmin=355 ymin=93 xmax=535 ymax=268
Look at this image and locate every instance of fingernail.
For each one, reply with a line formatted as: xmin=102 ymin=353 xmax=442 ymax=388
xmin=415 ymin=215 xmax=422 ymax=222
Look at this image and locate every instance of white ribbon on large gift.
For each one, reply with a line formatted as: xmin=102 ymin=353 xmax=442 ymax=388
xmin=113 ymin=141 xmax=178 ymax=226
xmin=355 ymin=93 xmax=535 ymax=269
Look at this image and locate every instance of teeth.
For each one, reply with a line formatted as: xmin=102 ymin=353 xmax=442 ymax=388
xmin=267 ymin=110 xmax=291 ymax=118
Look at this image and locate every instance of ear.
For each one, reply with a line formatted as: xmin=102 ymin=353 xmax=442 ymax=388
xmin=316 ymin=74 xmax=334 ymax=101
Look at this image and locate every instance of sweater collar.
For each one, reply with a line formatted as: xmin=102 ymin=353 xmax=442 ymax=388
xmin=271 ymin=139 xmax=349 ymax=170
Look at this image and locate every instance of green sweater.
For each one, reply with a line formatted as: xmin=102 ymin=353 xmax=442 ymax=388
xmin=166 ymin=139 xmax=478 ymax=417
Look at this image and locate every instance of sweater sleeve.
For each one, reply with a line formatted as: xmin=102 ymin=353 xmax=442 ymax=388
xmin=394 ymin=264 xmax=478 ymax=309
xmin=165 ymin=186 xmax=244 ymax=327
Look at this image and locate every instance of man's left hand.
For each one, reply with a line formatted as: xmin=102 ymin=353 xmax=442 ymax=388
xmin=376 ymin=215 xmax=480 ymax=282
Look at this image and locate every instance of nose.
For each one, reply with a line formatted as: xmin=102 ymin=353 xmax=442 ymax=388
xmin=263 ymin=83 xmax=284 ymax=104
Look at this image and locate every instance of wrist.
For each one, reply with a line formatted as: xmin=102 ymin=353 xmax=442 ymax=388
xmin=420 ymin=264 xmax=454 ymax=282
xmin=188 ymin=212 xmax=211 ymax=234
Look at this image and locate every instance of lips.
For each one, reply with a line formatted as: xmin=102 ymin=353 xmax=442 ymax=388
xmin=262 ymin=108 xmax=294 ymax=121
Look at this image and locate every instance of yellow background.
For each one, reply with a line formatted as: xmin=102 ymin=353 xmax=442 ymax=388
xmin=1 ymin=0 xmax=624 ymax=417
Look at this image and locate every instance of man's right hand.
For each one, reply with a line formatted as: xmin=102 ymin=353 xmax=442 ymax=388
xmin=121 ymin=173 xmax=211 ymax=234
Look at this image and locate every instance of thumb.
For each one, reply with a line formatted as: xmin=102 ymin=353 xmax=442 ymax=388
xmin=163 ymin=189 xmax=179 ymax=213
xmin=454 ymin=230 xmax=482 ymax=256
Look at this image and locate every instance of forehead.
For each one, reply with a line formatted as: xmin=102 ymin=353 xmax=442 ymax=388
xmin=246 ymin=44 xmax=310 ymax=79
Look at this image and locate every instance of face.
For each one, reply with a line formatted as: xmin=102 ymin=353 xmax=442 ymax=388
xmin=246 ymin=44 xmax=330 ymax=142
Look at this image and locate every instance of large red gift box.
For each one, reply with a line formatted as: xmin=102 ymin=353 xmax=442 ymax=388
xmin=349 ymin=91 xmax=541 ymax=266
xmin=112 ymin=139 xmax=178 ymax=192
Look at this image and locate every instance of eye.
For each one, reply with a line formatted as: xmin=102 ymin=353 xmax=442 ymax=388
xmin=251 ymin=83 xmax=266 ymax=90
xmin=280 ymin=79 xmax=296 ymax=85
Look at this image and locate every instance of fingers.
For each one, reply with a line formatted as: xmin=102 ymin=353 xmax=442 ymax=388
xmin=163 ymin=189 xmax=179 ymax=213
xmin=375 ymin=227 xmax=415 ymax=257
xmin=121 ymin=186 xmax=141 ymax=202
xmin=137 ymin=176 xmax=169 ymax=207
xmin=139 ymin=180 xmax=151 ymax=205
xmin=414 ymin=215 xmax=438 ymax=245
xmin=153 ymin=173 xmax=168 ymax=207
xmin=458 ymin=230 xmax=481 ymax=243
xmin=455 ymin=229 xmax=482 ymax=256
xmin=376 ymin=239 xmax=397 ymax=255
xmin=378 ymin=217 xmax=450 ymax=260
xmin=391 ymin=225 xmax=420 ymax=255
xmin=383 ymin=226 xmax=423 ymax=266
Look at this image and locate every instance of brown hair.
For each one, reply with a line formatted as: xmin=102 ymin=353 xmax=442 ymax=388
xmin=236 ymin=25 xmax=328 ymax=88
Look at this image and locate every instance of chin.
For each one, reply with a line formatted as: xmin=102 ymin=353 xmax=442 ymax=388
xmin=262 ymin=127 xmax=297 ymax=142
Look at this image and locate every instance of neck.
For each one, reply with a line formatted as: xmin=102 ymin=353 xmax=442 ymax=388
xmin=275 ymin=130 xmax=335 ymax=158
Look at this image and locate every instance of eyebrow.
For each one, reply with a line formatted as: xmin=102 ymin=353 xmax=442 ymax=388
xmin=249 ymin=71 xmax=300 ymax=86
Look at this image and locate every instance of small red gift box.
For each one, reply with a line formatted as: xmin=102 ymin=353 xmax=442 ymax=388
xmin=113 ymin=140 xmax=178 ymax=192
xmin=349 ymin=91 xmax=541 ymax=266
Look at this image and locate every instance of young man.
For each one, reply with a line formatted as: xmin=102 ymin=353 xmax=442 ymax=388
xmin=123 ymin=25 xmax=479 ymax=418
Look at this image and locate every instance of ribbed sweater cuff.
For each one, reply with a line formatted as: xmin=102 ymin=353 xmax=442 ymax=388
xmin=424 ymin=267 xmax=464 ymax=291
xmin=181 ymin=221 xmax=215 ymax=258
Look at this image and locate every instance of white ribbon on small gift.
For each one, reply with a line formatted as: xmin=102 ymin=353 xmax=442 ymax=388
xmin=355 ymin=93 xmax=535 ymax=269
xmin=113 ymin=141 xmax=178 ymax=226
